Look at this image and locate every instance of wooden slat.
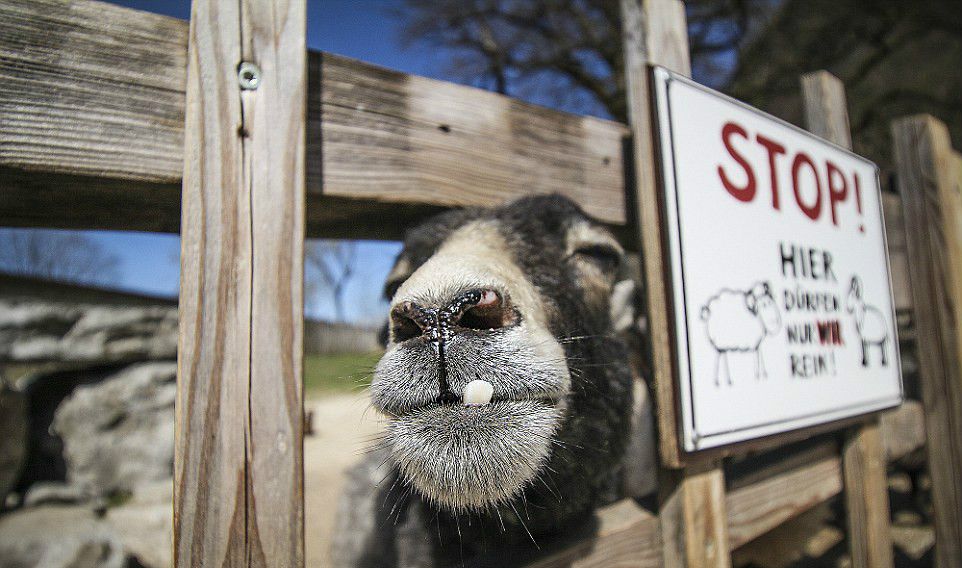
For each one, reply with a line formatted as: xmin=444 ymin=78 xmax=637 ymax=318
xmin=801 ymin=73 xmax=852 ymax=150
xmin=621 ymin=0 xmax=688 ymax=471
xmin=881 ymin=192 xmax=913 ymax=313
xmin=726 ymin=442 xmax=842 ymax=549
xmin=621 ymin=1 xmax=730 ymax=566
xmin=525 ymin=410 xmax=927 ymax=568
xmin=801 ymin=70 xmax=894 ymax=568
xmin=660 ymin=462 xmax=731 ymax=568
xmin=0 ymin=0 xmax=629 ymax=234
xmin=244 ymin=0 xmax=306 ymax=565
xmin=175 ymin=0 xmax=305 ymax=566
xmin=175 ymin=0 xmax=248 ymax=563
xmin=528 ymin=399 xmax=927 ymax=567
xmin=840 ymin=425 xmax=894 ymax=567
xmin=312 ymin=52 xmax=628 ymax=223
xmin=893 ymin=115 xmax=962 ymax=568
xmin=621 ymin=0 xmax=684 ymax=470
xmin=0 ymin=0 xmax=187 ymax=182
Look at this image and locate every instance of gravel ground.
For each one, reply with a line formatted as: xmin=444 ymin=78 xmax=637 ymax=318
xmin=305 ymin=392 xmax=385 ymax=568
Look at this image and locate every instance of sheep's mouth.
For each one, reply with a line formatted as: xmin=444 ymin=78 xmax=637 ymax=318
xmin=370 ymin=322 xmax=572 ymax=510
xmin=385 ymin=399 xmax=564 ymax=512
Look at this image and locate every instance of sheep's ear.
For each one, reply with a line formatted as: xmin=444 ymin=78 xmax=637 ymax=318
xmin=745 ymin=293 xmax=758 ymax=314
xmin=566 ymin=221 xmax=624 ymax=278
xmin=850 ymin=276 xmax=862 ymax=298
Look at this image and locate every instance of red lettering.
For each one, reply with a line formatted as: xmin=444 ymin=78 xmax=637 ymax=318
xmin=792 ymin=152 xmax=822 ymax=221
xmin=717 ymin=122 xmax=756 ymax=202
xmin=825 ymin=161 xmax=847 ymax=226
xmin=756 ymin=134 xmax=786 ymax=210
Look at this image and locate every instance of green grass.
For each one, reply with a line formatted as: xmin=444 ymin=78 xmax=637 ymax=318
xmin=303 ymin=351 xmax=382 ymax=396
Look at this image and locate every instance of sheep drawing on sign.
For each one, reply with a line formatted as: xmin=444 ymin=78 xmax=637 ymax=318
xmin=846 ymin=275 xmax=889 ymax=366
xmin=701 ymin=282 xmax=782 ymax=386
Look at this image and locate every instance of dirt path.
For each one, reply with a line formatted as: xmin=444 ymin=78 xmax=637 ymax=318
xmin=305 ymin=392 xmax=385 ymax=567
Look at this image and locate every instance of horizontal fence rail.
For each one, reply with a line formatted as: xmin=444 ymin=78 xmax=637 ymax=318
xmin=0 ymin=0 xmax=627 ymax=240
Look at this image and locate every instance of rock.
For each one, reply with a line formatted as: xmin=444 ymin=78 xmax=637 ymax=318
xmin=0 ymin=504 xmax=128 ymax=568
xmin=106 ymin=480 xmax=173 ymax=568
xmin=0 ymin=388 xmax=27 ymax=508
xmin=15 ymin=366 xmax=122 ymax=496
xmin=0 ymin=300 xmax=177 ymax=365
xmin=54 ymin=362 xmax=176 ymax=498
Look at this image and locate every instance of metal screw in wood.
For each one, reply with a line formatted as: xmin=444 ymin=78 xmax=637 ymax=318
xmin=238 ymin=61 xmax=261 ymax=90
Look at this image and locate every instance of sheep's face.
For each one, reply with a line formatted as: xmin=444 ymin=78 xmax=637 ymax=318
xmin=750 ymin=283 xmax=781 ymax=335
xmin=371 ymin=195 xmax=629 ymax=513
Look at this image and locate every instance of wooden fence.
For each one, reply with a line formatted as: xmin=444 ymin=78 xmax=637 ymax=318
xmin=1 ymin=0 xmax=960 ymax=566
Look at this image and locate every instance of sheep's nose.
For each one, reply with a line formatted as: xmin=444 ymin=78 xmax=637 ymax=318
xmin=390 ymin=288 xmax=517 ymax=343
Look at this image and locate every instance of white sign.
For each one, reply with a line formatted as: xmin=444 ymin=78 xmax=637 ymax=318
xmin=652 ymin=67 xmax=903 ymax=451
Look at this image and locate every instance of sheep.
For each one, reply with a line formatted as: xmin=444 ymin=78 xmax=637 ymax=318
xmin=701 ymin=282 xmax=781 ymax=386
xmin=846 ymin=275 xmax=889 ymax=366
xmin=331 ymin=195 xmax=655 ymax=568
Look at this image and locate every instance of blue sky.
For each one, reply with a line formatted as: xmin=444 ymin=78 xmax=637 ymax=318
xmin=72 ymin=0 xmax=462 ymax=323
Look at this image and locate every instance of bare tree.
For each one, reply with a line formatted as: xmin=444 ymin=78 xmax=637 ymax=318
xmin=726 ymin=0 xmax=962 ymax=175
xmin=305 ymin=241 xmax=358 ymax=323
xmin=399 ymin=0 xmax=961 ymax=177
xmin=398 ymin=0 xmax=775 ymax=120
xmin=0 ymin=229 xmax=120 ymax=285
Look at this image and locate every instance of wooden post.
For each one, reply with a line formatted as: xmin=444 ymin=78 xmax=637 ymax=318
xmin=893 ymin=115 xmax=962 ymax=568
xmin=801 ymin=71 xmax=894 ymax=568
xmin=175 ymin=0 xmax=306 ymax=566
xmin=621 ymin=1 xmax=729 ymax=566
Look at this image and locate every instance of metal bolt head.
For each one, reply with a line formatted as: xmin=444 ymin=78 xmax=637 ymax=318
xmin=238 ymin=62 xmax=261 ymax=90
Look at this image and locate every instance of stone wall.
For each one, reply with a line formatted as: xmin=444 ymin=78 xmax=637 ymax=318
xmin=1 ymin=290 xmax=178 ymax=568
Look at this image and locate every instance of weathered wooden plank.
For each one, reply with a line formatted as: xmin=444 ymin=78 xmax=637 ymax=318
xmin=724 ymin=401 xmax=923 ymax=551
xmin=727 ymin=443 xmax=842 ymax=549
xmin=621 ymin=1 xmax=730 ymax=566
xmin=523 ymin=405 xmax=927 ymax=567
xmin=801 ymin=73 xmax=853 ymax=150
xmin=528 ymin=470 xmax=816 ymax=568
xmin=312 ymin=52 xmax=628 ymax=223
xmin=893 ymin=114 xmax=962 ymax=568
xmin=0 ymin=0 xmax=187 ymax=182
xmin=243 ymin=0 xmax=306 ymax=566
xmin=659 ymin=461 xmax=731 ymax=568
xmin=0 ymin=0 xmax=629 ymax=232
xmin=882 ymin=192 xmax=913 ymax=312
xmin=840 ymin=425 xmax=894 ymax=567
xmin=175 ymin=0 xmax=305 ymax=566
xmin=174 ymin=0 xmax=249 ymax=563
xmin=621 ymin=0 xmax=688 ymax=471
xmin=801 ymin=70 xmax=894 ymax=568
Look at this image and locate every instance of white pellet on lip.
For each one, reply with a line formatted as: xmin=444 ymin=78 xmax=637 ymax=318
xmin=463 ymin=380 xmax=494 ymax=406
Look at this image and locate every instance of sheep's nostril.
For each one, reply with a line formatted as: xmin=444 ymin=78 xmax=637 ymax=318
xmin=456 ymin=289 xmax=517 ymax=331
xmin=390 ymin=302 xmax=430 ymax=342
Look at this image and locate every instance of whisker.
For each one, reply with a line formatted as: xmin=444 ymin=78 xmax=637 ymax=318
xmin=508 ymin=500 xmax=539 ymax=549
